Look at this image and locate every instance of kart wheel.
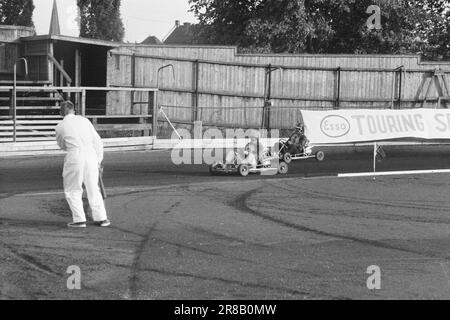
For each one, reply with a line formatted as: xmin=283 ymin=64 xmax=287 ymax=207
xmin=278 ymin=162 xmax=289 ymax=175
xmin=209 ymin=165 xmax=216 ymax=175
xmin=316 ymin=151 xmax=325 ymax=162
xmin=283 ymin=153 xmax=292 ymax=164
xmin=238 ymin=165 xmax=250 ymax=177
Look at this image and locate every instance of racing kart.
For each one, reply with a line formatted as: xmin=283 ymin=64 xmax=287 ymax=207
xmin=274 ymin=138 xmax=325 ymax=164
xmin=209 ymin=151 xmax=289 ymax=177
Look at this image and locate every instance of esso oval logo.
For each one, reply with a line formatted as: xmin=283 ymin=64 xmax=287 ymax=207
xmin=320 ymin=115 xmax=351 ymax=138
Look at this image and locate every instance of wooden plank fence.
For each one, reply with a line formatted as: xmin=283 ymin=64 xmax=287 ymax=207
xmin=108 ymin=46 xmax=450 ymax=130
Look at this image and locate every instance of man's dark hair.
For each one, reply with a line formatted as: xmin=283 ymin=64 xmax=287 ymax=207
xmin=60 ymin=101 xmax=75 ymax=116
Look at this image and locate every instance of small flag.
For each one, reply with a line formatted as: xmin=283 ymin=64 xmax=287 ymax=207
xmin=375 ymin=145 xmax=386 ymax=162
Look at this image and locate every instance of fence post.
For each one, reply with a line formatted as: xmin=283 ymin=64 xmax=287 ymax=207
xmin=151 ymin=90 xmax=158 ymax=137
xmin=9 ymin=89 xmax=15 ymax=142
xmin=12 ymin=65 xmax=17 ymax=143
xmin=262 ymin=66 xmax=268 ymax=129
xmin=192 ymin=59 xmax=200 ymax=122
xmin=397 ymin=67 xmax=403 ymax=109
xmin=335 ymin=67 xmax=341 ymax=110
xmin=391 ymin=66 xmax=404 ymax=109
xmin=440 ymin=73 xmax=449 ymax=109
xmin=140 ymin=91 xmax=150 ymax=137
xmin=266 ymin=100 xmax=272 ymax=137
xmin=262 ymin=64 xmax=272 ymax=130
xmin=130 ymin=54 xmax=136 ymax=115
xmin=267 ymin=64 xmax=272 ymax=133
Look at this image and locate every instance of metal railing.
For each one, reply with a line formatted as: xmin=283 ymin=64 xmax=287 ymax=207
xmin=0 ymin=86 xmax=158 ymax=142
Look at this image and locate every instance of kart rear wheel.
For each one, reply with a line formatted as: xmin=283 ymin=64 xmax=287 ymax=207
xmin=209 ymin=165 xmax=216 ymax=175
xmin=283 ymin=153 xmax=292 ymax=164
xmin=238 ymin=164 xmax=250 ymax=177
xmin=316 ymin=151 xmax=325 ymax=162
xmin=278 ymin=162 xmax=289 ymax=175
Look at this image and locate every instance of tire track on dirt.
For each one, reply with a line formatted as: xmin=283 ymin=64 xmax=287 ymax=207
xmin=175 ymin=185 xmax=273 ymax=249
xmin=128 ymin=222 xmax=158 ymax=300
xmin=152 ymin=236 xmax=319 ymax=279
xmin=123 ymin=193 xmax=165 ymax=300
xmin=0 ymin=240 xmax=61 ymax=277
xmin=0 ymin=217 xmax=64 ymax=229
xmin=186 ymin=225 xmax=270 ymax=249
xmin=284 ymin=180 xmax=450 ymax=213
xmin=137 ymin=267 xmax=322 ymax=299
xmin=165 ymin=187 xmax=323 ymax=279
xmin=164 ymin=201 xmax=181 ymax=214
xmin=232 ymin=187 xmax=449 ymax=261
xmin=277 ymin=181 xmax=450 ymax=224
xmin=251 ymin=196 xmax=450 ymax=225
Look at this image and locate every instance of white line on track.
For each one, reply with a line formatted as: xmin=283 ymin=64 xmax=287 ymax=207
xmin=339 ymin=169 xmax=450 ymax=178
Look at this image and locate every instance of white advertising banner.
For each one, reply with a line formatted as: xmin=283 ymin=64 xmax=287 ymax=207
xmin=301 ymin=109 xmax=450 ymax=144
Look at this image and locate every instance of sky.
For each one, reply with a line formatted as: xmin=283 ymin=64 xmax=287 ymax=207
xmin=33 ymin=0 xmax=197 ymax=43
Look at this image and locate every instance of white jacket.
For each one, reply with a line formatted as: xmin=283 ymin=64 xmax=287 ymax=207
xmin=55 ymin=114 xmax=104 ymax=163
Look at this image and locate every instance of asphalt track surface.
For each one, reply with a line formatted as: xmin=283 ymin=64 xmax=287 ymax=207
xmin=2 ymin=145 xmax=450 ymax=194
xmin=0 ymin=146 xmax=450 ymax=300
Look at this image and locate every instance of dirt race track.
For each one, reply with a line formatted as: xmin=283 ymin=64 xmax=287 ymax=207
xmin=0 ymin=147 xmax=449 ymax=300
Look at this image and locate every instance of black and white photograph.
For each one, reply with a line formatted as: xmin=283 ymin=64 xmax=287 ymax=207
xmin=0 ymin=0 xmax=449 ymax=309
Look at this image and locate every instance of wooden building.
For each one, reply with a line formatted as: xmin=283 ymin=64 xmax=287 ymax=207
xmin=0 ymin=26 xmax=157 ymax=142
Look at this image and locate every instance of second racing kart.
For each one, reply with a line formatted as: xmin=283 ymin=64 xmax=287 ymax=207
xmin=274 ymin=138 xmax=325 ymax=164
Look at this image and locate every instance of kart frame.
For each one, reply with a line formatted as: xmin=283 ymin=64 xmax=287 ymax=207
xmin=209 ymin=154 xmax=289 ymax=177
xmin=276 ymin=138 xmax=325 ymax=164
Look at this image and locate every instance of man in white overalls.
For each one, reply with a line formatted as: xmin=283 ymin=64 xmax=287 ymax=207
xmin=55 ymin=101 xmax=110 ymax=228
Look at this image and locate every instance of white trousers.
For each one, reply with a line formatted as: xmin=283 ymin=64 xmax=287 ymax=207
xmin=63 ymin=149 xmax=108 ymax=223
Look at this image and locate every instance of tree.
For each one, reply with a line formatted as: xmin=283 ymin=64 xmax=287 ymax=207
xmin=244 ymin=0 xmax=335 ymax=53
xmin=417 ymin=0 xmax=450 ymax=60
xmin=189 ymin=0 xmax=449 ymax=59
xmin=189 ymin=0 xmax=259 ymax=47
xmin=78 ymin=0 xmax=124 ymax=42
xmin=321 ymin=0 xmax=429 ymax=55
xmin=0 ymin=0 xmax=34 ymax=27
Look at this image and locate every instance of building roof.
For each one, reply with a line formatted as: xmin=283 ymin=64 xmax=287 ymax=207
xmin=164 ymin=23 xmax=208 ymax=45
xmin=19 ymin=34 xmax=121 ymax=48
xmin=141 ymin=36 xmax=163 ymax=45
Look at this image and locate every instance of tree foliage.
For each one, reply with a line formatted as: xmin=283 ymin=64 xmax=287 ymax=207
xmin=78 ymin=0 xmax=125 ymax=42
xmin=0 ymin=0 xmax=34 ymax=27
xmin=189 ymin=0 xmax=450 ymax=60
xmin=422 ymin=0 xmax=450 ymax=60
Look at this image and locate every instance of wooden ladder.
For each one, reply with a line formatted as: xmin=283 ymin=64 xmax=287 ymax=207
xmin=422 ymin=68 xmax=450 ymax=109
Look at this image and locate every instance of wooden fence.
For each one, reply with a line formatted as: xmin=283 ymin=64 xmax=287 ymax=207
xmin=107 ymin=46 xmax=450 ymax=130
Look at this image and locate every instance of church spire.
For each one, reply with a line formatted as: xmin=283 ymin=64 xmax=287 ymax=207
xmin=49 ymin=0 xmax=61 ymax=35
